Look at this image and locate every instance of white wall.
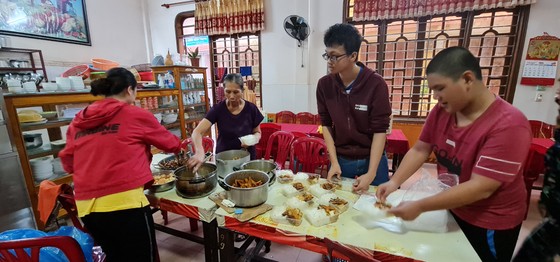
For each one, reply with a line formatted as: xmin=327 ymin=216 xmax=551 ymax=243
xmin=512 ymin=0 xmax=559 ymax=124
xmin=2 ymin=0 xmax=150 ymax=81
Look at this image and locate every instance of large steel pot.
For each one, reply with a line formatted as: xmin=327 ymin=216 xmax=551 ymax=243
xmin=215 ymin=149 xmax=250 ymax=178
xmin=174 ymin=163 xmax=217 ymax=198
xmin=218 ymin=170 xmax=269 ymax=207
xmin=239 ymin=160 xmax=278 ymax=186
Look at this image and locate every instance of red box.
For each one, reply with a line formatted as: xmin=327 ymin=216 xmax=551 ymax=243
xmin=139 ymin=71 xmax=154 ymax=81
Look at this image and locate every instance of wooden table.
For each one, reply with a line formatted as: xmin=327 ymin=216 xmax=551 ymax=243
xmin=147 ymin=154 xmax=221 ymax=262
xmin=215 ymin=178 xmax=480 ymax=262
xmin=278 ymin=124 xmax=410 ymax=170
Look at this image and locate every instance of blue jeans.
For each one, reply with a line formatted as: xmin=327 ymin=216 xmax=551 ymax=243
xmin=337 ymin=153 xmax=389 ymax=186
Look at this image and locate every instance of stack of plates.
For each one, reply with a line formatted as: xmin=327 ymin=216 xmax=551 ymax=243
xmin=52 ymin=158 xmax=65 ymax=174
xmin=30 ymin=157 xmax=54 ymax=182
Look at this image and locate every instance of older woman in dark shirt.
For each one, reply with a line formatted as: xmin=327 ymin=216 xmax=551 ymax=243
xmin=188 ymin=73 xmax=263 ymax=170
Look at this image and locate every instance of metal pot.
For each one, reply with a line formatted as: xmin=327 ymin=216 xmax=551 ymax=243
xmin=215 ymin=149 xmax=250 ymax=178
xmin=174 ymin=163 xmax=217 ymax=198
xmin=239 ymin=160 xmax=278 ymax=186
xmin=218 ymin=170 xmax=269 ymax=207
xmin=23 ymin=133 xmax=42 ymax=149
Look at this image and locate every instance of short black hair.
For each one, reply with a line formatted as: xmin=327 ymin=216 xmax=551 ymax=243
xmin=90 ymin=67 xmax=137 ymax=97
xmin=426 ymin=46 xmax=483 ymax=81
xmin=323 ymin=23 xmax=362 ymax=55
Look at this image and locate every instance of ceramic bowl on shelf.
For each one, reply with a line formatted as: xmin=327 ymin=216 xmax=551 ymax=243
xmin=41 ymin=82 xmax=58 ymax=92
xmin=162 ymin=113 xmax=178 ymax=124
xmin=22 ymin=82 xmax=37 ymax=92
xmin=153 ymin=113 xmax=163 ymax=124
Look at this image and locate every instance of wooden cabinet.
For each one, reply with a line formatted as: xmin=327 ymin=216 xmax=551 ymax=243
xmin=150 ymin=66 xmax=209 ymax=137
xmin=2 ymin=88 xmax=188 ymax=229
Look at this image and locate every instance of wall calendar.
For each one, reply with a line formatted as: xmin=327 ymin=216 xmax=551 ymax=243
xmin=520 ymin=33 xmax=560 ymax=86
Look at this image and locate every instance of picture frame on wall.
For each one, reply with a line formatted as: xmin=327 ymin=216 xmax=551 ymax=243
xmin=0 ymin=0 xmax=91 ymax=46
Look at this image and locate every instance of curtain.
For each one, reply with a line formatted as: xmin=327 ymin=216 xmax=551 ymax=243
xmin=195 ymin=0 xmax=264 ymax=36
xmin=352 ymin=0 xmax=537 ymax=21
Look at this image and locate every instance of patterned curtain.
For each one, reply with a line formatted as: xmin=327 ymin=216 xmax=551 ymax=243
xmin=195 ymin=0 xmax=264 ymax=36
xmin=352 ymin=0 xmax=537 ymax=21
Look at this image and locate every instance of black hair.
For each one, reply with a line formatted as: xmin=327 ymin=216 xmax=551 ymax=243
xmin=426 ymin=46 xmax=483 ymax=81
xmin=323 ymin=23 xmax=362 ymax=55
xmin=90 ymin=67 xmax=137 ymax=97
xmin=223 ymin=73 xmax=244 ymax=90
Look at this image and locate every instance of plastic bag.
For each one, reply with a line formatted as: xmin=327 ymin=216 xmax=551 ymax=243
xmin=0 ymin=226 xmax=93 ymax=262
xmin=400 ymin=169 xmax=451 ymax=233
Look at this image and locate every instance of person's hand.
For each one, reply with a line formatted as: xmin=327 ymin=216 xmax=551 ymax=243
xmin=352 ymin=173 xmax=374 ymax=194
xmin=387 ymin=201 xmax=423 ymax=221
xmin=327 ymin=163 xmax=341 ymax=181
xmin=375 ymin=180 xmax=399 ymax=202
xmin=187 ymin=151 xmax=205 ymax=172
xmin=240 ymin=141 xmax=249 ymax=148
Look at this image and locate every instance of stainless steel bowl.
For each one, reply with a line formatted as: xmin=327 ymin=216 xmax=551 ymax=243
xmin=174 ymin=163 xmax=217 ymax=198
xmin=239 ymin=159 xmax=278 ymax=186
xmin=218 ymin=170 xmax=270 ymax=207
xmin=150 ymin=171 xmax=175 ymax=193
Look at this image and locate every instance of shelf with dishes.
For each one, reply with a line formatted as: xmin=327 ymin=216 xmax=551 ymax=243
xmin=26 ymin=143 xmax=65 ymax=160
xmin=20 ymin=118 xmax=72 ymax=131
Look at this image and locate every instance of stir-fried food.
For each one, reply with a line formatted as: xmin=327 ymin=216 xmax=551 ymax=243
xmin=307 ymin=174 xmax=320 ymax=184
xmin=282 ymin=208 xmax=303 ymax=220
xmin=374 ymin=201 xmax=392 ymax=210
xmin=158 ymin=158 xmax=187 ymax=169
xmin=292 ymin=182 xmax=305 ymax=191
xmin=297 ymin=192 xmax=314 ymax=202
xmin=233 ymin=177 xmax=263 ymax=188
xmin=321 ymin=182 xmax=337 ymax=190
xmin=329 ymin=197 xmax=348 ymax=206
xmin=318 ymin=204 xmax=338 ymax=216
xmin=153 ymin=174 xmax=175 ymax=185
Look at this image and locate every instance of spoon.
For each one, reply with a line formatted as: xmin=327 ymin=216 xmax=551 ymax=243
xmin=192 ymin=152 xmax=213 ymax=179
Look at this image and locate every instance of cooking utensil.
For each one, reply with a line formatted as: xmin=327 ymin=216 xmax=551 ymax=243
xmin=215 ymin=149 xmax=250 ymax=178
xmin=218 ymin=170 xmax=270 ymax=207
xmin=239 ymin=159 xmax=278 ymax=186
xmin=193 ymin=152 xmax=213 ymax=180
xmin=174 ymin=162 xmax=217 ymax=198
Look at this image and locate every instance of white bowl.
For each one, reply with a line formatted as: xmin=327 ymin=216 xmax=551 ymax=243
xmin=57 ymin=83 xmax=72 ymax=91
xmin=153 ymin=113 xmax=163 ymax=123
xmin=42 ymin=83 xmax=58 ymax=92
xmin=6 ymin=79 xmax=21 ymax=87
xmin=22 ymin=82 xmax=37 ymax=92
xmin=8 ymin=86 xmax=24 ymax=93
xmin=162 ymin=113 xmax=178 ymax=124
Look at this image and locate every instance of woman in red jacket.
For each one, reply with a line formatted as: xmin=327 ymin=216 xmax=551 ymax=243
xmin=59 ymin=67 xmax=184 ymax=262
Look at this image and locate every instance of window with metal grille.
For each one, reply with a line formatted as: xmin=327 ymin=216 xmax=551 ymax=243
xmin=175 ymin=12 xmax=195 ymax=56
xmin=344 ymin=1 xmax=529 ymax=118
xmin=210 ymin=33 xmax=262 ymax=108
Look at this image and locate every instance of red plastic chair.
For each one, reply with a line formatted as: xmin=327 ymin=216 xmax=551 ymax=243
xmin=264 ymin=131 xmax=295 ymax=169
xmin=290 ymin=136 xmax=330 ymax=175
xmin=292 ymin=131 xmax=309 ymax=139
xmin=314 ymin=114 xmax=321 ymax=125
xmin=324 ymin=238 xmax=379 ymax=262
xmin=0 ymin=236 xmax=86 ymax=262
xmin=529 ymin=120 xmax=554 ymax=138
xmin=184 ymin=136 xmax=214 ymax=154
xmin=57 ymin=185 xmax=88 ymax=234
xmin=296 ymin=112 xmax=315 ymax=124
xmin=276 ymin=111 xmax=296 ymax=124
xmin=256 ymin=123 xmax=281 ymax=159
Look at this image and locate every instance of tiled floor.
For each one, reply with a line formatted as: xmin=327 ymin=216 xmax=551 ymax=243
xmin=154 ymin=162 xmax=544 ymax=261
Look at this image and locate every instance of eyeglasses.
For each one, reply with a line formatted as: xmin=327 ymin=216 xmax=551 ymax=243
xmin=322 ymin=53 xmax=348 ymax=63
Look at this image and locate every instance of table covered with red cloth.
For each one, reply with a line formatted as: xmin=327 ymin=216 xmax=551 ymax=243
xmin=278 ymin=123 xmax=410 ymax=155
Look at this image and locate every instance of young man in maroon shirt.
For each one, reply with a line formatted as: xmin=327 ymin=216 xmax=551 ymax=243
xmin=316 ymin=23 xmax=392 ymax=192
xmin=377 ymin=46 xmax=531 ymax=261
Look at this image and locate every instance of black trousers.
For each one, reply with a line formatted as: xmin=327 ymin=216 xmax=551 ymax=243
xmin=452 ymin=213 xmax=521 ymax=262
xmin=82 ymin=206 xmax=157 ymax=262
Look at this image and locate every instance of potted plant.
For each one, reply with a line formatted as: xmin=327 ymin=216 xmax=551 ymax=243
xmin=188 ymin=47 xmax=200 ymax=67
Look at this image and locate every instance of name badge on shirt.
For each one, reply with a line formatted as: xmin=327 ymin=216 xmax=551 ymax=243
xmin=354 ymin=104 xmax=368 ymax=111
xmin=446 ymin=139 xmax=456 ymax=147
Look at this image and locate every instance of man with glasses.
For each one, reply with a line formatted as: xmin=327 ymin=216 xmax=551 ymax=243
xmin=316 ymin=23 xmax=391 ymax=192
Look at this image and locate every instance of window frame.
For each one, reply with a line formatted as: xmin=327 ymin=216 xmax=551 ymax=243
xmin=343 ymin=1 xmax=530 ymax=119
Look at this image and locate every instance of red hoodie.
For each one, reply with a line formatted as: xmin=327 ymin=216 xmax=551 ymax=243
xmin=59 ymin=98 xmax=182 ymax=200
